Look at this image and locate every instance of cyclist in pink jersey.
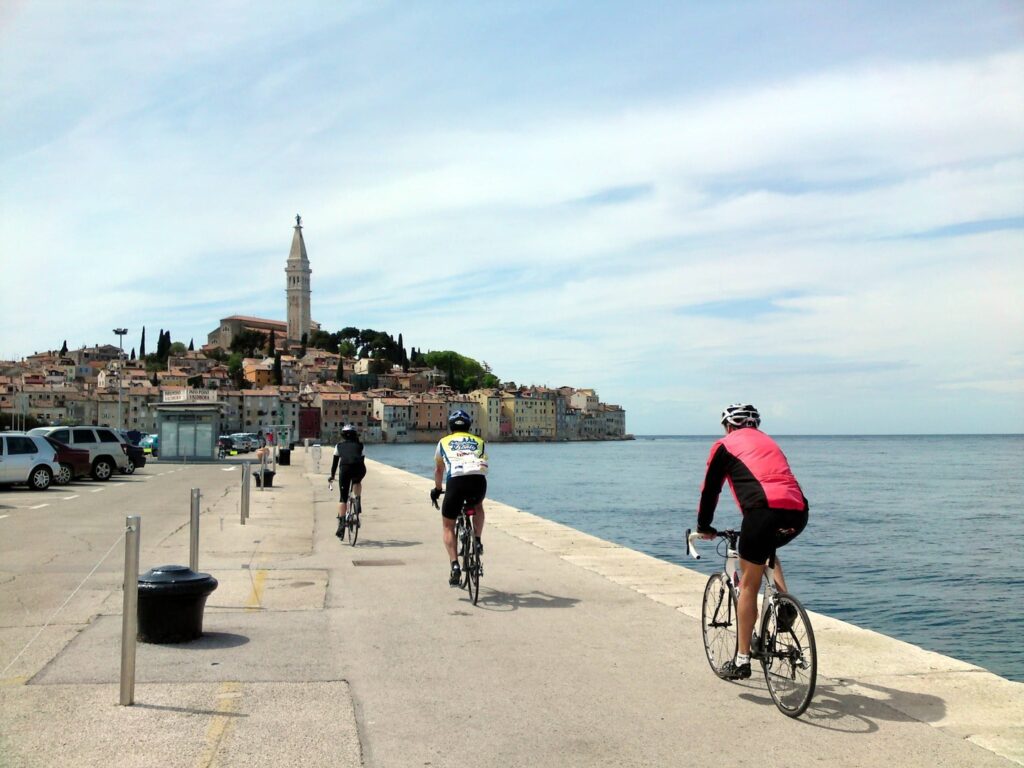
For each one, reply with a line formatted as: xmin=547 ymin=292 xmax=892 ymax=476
xmin=696 ymin=403 xmax=809 ymax=680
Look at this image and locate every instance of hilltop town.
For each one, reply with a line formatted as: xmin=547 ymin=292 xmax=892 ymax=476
xmin=0 ymin=341 xmax=627 ymax=444
xmin=1 ymin=217 xmax=626 ymax=444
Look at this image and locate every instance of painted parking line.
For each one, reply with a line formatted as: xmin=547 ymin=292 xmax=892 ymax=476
xmin=0 ymin=514 xmax=8 ymax=520
xmin=221 ymin=466 xmax=238 ymax=472
xmin=29 ymin=504 xmax=49 ymax=510
xmin=90 ymin=488 xmax=105 ymax=493
xmin=62 ymin=495 xmax=80 ymax=501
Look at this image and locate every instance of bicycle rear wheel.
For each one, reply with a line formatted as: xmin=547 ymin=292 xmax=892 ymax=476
xmin=465 ymin=534 xmax=479 ymax=604
xmin=760 ymin=592 xmax=817 ymax=717
xmin=348 ymin=498 xmax=360 ymax=547
xmin=701 ymin=573 xmax=737 ymax=677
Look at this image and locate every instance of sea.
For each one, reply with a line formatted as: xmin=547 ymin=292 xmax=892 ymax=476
xmin=365 ymin=435 xmax=1024 ymax=683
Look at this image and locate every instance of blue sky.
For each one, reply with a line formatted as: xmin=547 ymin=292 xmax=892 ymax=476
xmin=1 ymin=2 xmax=1022 ymax=434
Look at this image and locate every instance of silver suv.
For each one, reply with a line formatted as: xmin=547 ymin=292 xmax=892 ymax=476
xmin=0 ymin=433 xmax=60 ymax=490
xmin=29 ymin=426 xmax=130 ymax=481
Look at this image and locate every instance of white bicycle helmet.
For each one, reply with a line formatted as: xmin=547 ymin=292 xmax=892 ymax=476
xmin=721 ymin=403 xmax=761 ymax=429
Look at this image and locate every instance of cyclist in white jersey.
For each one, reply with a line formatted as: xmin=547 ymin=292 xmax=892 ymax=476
xmin=430 ymin=410 xmax=488 ymax=586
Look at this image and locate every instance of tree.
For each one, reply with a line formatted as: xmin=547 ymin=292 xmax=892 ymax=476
xmin=308 ymin=329 xmax=337 ymax=352
xmin=130 ymin=347 xmax=136 ymax=361
xmin=336 ymin=357 xmax=344 ymax=382
xmin=273 ymin=351 xmax=283 ymax=385
xmin=299 ymin=332 xmax=308 ymax=358
xmin=338 ymin=340 xmax=356 ymax=357
xmin=169 ymin=341 xmax=187 ymax=356
xmin=229 ymin=329 xmax=267 ymax=356
xmin=139 ymin=327 xmax=146 ymax=358
xmin=60 ymin=340 xmax=68 ymax=356
xmin=267 ymin=329 xmax=276 ymax=356
xmin=188 ymin=338 xmax=194 ymax=351
xmin=227 ymin=353 xmax=245 ymax=388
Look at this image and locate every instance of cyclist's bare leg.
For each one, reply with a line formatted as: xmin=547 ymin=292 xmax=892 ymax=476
xmin=737 ymin=558 xmax=766 ymax=656
xmin=442 ymin=517 xmax=458 ymax=562
xmin=337 ymin=500 xmax=347 ymax=519
xmin=472 ymin=501 xmax=485 ymax=538
xmin=352 ymin=480 xmax=362 ymax=499
xmin=770 ymin=558 xmax=788 ymax=593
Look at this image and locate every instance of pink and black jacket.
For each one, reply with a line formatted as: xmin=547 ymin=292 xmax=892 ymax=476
xmin=698 ymin=427 xmax=808 ymax=529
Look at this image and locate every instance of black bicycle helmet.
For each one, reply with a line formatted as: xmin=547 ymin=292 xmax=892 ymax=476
xmin=448 ymin=409 xmax=472 ymax=431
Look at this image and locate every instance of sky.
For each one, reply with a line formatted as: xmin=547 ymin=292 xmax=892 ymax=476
xmin=1 ymin=1 xmax=1022 ymax=434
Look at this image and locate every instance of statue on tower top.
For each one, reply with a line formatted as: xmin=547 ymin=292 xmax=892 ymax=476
xmin=295 ymin=213 xmax=302 ymax=227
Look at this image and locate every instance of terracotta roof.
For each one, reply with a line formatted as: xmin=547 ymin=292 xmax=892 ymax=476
xmin=224 ymin=315 xmax=287 ymax=328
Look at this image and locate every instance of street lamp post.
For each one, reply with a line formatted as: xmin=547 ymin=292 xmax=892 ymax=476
xmin=113 ymin=328 xmax=128 ymax=431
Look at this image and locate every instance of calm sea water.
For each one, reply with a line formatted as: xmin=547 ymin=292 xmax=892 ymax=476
xmin=366 ymin=435 xmax=1024 ymax=682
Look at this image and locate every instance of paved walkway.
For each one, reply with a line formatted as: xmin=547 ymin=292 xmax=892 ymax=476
xmin=1 ymin=449 xmax=1020 ymax=767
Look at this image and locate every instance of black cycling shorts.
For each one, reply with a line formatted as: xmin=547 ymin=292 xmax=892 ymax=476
xmin=739 ymin=507 xmax=808 ymax=566
xmin=337 ymin=463 xmax=367 ymax=502
xmin=442 ymin=475 xmax=487 ymax=520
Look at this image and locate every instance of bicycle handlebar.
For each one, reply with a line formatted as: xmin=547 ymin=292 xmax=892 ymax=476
xmin=685 ymin=529 xmax=702 ymax=559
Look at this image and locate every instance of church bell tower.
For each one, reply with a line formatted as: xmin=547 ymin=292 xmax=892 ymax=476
xmin=286 ymin=214 xmax=312 ymax=343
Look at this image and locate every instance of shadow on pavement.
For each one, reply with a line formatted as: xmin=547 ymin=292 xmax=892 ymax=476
xmin=475 ymin=588 xmax=580 ymax=612
xmin=351 ymin=539 xmax=421 ymax=549
xmin=733 ymin=677 xmax=946 ymax=733
xmin=131 ymin=702 xmax=249 ymax=718
xmin=167 ymin=632 xmax=251 ymax=651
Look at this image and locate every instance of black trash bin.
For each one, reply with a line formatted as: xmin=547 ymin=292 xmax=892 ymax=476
xmin=137 ymin=565 xmax=219 ymax=644
xmin=278 ymin=448 xmax=291 ymax=466
xmin=253 ymin=469 xmax=275 ymax=488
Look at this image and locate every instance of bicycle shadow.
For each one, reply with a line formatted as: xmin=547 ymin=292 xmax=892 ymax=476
xmin=474 ymin=588 xmax=580 ymax=612
xmin=350 ymin=539 xmax=421 ymax=549
xmin=735 ymin=677 xmax=946 ymax=733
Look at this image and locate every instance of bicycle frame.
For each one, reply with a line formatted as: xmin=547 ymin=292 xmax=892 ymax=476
xmin=687 ymin=530 xmax=780 ymax=638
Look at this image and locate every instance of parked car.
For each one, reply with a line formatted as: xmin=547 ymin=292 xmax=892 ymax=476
xmin=139 ymin=434 xmax=159 ymax=456
xmin=229 ymin=433 xmax=254 ymax=452
xmin=115 ymin=432 xmax=147 ymax=474
xmin=28 ymin=426 xmax=131 ymax=480
xmin=0 ymin=433 xmax=61 ymax=490
xmin=43 ymin=437 xmax=91 ymax=484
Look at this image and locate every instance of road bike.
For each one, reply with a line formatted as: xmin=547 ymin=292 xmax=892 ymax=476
xmin=686 ymin=528 xmax=817 ymax=717
xmin=329 ymin=479 xmax=361 ymax=546
xmin=433 ymin=491 xmax=482 ymax=604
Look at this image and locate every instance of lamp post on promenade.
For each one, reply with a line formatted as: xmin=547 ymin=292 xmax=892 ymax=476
xmin=113 ymin=328 xmax=128 ymax=430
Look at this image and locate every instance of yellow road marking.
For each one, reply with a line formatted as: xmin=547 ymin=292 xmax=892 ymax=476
xmin=246 ymin=569 xmax=266 ymax=611
xmin=195 ymin=681 xmax=242 ymax=768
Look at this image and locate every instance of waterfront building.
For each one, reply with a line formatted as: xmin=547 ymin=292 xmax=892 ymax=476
xmin=373 ymin=397 xmax=414 ymax=442
xmin=468 ymin=389 xmax=501 ymax=440
xmin=242 ymin=389 xmax=282 ymax=433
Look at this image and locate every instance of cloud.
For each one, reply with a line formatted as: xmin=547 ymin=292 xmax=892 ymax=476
xmin=0 ymin=5 xmax=1021 ymax=432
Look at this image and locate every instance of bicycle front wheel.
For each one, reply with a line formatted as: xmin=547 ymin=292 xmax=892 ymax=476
xmin=760 ymin=592 xmax=817 ymax=717
xmin=701 ymin=573 xmax=737 ymax=677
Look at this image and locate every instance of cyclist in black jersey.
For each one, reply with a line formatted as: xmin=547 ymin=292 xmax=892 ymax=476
xmin=329 ymin=424 xmax=366 ymax=537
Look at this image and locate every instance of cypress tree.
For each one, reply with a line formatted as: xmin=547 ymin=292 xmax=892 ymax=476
xmin=130 ymin=348 xmax=136 ymax=361
xmin=336 ymin=356 xmax=344 ymax=381
xmin=188 ymin=338 xmax=194 ymax=351
xmin=273 ymin=351 xmax=282 ymax=385
xmin=60 ymin=340 xmax=68 ymax=356
xmin=267 ymin=329 xmax=276 ymax=356
xmin=139 ymin=327 xmax=146 ymax=358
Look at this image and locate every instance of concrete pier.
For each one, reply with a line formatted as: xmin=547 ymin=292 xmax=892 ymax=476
xmin=0 ymin=450 xmax=1020 ymax=766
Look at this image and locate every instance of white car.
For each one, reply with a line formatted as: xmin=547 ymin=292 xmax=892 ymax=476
xmin=0 ymin=433 xmax=61 ymax=490
xmin=229 ymin=433 xmax=254 ymax=452
xmin=29 ymin=426 xmax=131 ymax=481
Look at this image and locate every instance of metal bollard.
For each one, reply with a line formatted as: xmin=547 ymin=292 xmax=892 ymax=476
xmin=259 ymin=453 xmax=267 ymax=493
xmin=241 ymin=461 xmax=251 ymax=523
xmin=189 ymin=488 xmax=201 ymax=571
xmin=120 ymin=515 xmax=140 ymax=706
